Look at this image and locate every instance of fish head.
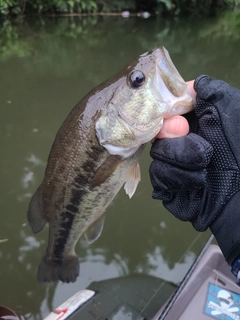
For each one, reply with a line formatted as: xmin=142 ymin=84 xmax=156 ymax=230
xmin=96 ymin=46 xmax=195 ymax=158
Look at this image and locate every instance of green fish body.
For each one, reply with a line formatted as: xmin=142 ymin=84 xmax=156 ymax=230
xmin=27 ymin=47 xmax=195 ymax=283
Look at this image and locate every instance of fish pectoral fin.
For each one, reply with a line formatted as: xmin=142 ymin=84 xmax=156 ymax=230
xmin=84 ymin=212 xmax=106 ymax=244
xmin=89 ymin=155 xmax=122 ymax=189
xmin=124 ymin=162 xmax=141 ymax=199
xmin=27 ymin=185 xmax=47 ymax=234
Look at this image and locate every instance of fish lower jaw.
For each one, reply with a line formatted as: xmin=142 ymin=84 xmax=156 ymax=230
xmin=164 ymin=96 xmax=194 ymax=117
xmin=102 ymin=144 xmax=140 ymax=158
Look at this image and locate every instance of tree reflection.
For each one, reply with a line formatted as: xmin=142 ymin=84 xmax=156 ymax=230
xmin=1 ymin=12 xmax=240 ymax=84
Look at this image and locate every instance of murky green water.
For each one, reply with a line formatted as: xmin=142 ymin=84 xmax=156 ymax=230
xmin=0 ymin=12 xmax=240 ymax=319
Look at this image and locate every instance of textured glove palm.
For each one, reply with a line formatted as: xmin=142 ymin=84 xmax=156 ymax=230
xmin=150 ymin=75 xmax=240 ymax=265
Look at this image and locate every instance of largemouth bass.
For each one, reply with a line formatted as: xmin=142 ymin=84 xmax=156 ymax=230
xmin=27 ymin=47 xmax=195 ymax=283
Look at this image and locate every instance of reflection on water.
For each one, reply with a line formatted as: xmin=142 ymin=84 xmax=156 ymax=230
xmin=0 ymin=12 xmax=239 ymax=319
xmin=18 ymin=154 xmax=45 ymax=202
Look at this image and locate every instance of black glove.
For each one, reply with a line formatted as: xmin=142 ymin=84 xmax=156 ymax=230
xmin=150 ymin=75 xmax=240 ymax=271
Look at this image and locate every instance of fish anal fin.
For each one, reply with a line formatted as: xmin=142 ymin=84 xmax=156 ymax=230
xmin=89 ymin=155 xmax=122 ymax=189
xmin=124 ymin=162 xmax=141 ymax=199
xmin=84 ymin=212 xmax=106 ymax=244
xmin=27 ymin=185 xmax=47 ymax=234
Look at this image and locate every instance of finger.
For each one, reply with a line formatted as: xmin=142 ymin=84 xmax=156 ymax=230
xmin=156 ymin=116 xmax=189 ymax=139
xmin=156 ymin=80 xmax=195 ymax=139
xmin=150 ymin=133 xmax=213 ymax=170
xmin=150 ymin=160 xmax=206 ymax=193
xmin=186 ymin=80 xmax=196 ymax=99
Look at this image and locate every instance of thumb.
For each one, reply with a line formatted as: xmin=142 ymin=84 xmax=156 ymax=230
xmin=156 ymin=116 xmax=189 ymax=139
xmin=156 ymin=80 xmax=195 ymax=139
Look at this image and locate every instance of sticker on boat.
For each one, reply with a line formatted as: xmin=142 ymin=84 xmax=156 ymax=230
xmin=204 ymin=283 xmax=240 ymax=320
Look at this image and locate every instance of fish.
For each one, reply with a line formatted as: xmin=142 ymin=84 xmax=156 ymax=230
xmin=27 ymin=46 xmax=195 ymax=283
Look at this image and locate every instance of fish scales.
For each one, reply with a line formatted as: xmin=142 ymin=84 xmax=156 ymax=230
xmin=27 ymin=47 xmax=195 ymax=283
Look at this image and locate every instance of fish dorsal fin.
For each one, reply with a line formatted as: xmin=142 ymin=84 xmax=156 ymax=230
xmin=89 ymin=155 xmax=122 ymax=189
xmin=84 ymin=213 xmax=106 ymax=244
xmin=27 ymin=184 xmax=47 ymax=234
xmin=124 ymin=162 xmax=141 ymax=199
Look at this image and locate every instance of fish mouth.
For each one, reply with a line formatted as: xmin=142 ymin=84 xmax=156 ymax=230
xmin=153 ymin=47 xmax=195 ymax=114
xmin=155 ymin=47 xmax=188 ymax=97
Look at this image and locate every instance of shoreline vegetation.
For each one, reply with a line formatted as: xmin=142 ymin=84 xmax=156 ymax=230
xmin=0 ymin=0 xmax=240 ymax=17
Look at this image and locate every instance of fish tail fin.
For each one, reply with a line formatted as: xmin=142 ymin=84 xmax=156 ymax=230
xmin=37 ymin=254 xmax=80 ymax=283
xmin=27 ymin=185 xmax=47 ymax=233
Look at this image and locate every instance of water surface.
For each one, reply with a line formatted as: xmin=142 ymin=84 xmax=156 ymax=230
xmin=0 ymin=13 xmax=239 ymax=319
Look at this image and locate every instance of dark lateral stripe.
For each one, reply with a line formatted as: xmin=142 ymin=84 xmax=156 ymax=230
xmin=74 ymin=172 xmax=88 ymax=186
xmin=89 ymin=155 xmax=121 ymax=189
xmin=53 ymin=211 xmax=74 ymax=259
xmin=66 ymin=204 xmax=78 ymax=213
xmin=52 ymin=149 xmax=102 ymax=260
xmin=71 ymin=188 xmax=85 ymax=206
xmin=82 ymin=160 xmax=94 ymax=173
xmin=53 ymin=187 xmax=87 ymax=260
xmin=86 ymin=144 xmax=103 ymax=162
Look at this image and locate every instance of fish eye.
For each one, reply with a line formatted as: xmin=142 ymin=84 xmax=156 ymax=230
xmin=128 ymin=70 xmax=146 ymax=88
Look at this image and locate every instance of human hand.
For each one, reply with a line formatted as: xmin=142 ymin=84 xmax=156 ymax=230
xmin=156 ymin=81 xmax=194 ymax=139
xmin=150 ymin=75 xmax=240 ymax=282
